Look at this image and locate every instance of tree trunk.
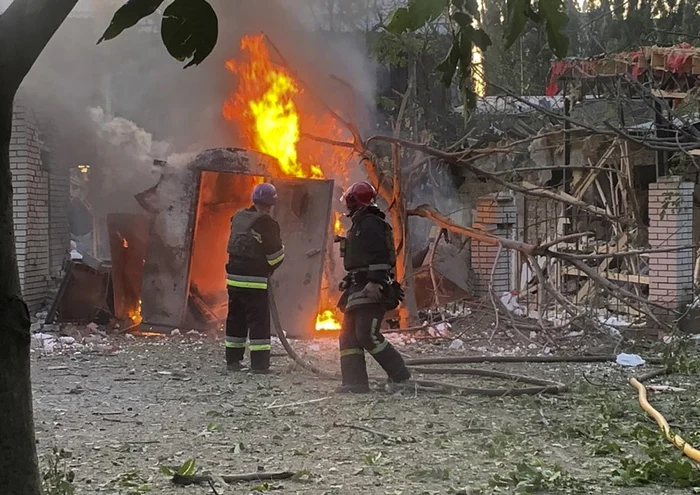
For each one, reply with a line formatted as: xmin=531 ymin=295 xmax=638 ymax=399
xmin=392 ymin=208 xmax=419 ymax=328
xmin=389 ymin=144 xmax=419 ymax=328
xmin=0 ymin=1 xmax=80 ymax=493
xmin=0 ymin=94 xmax=41 ymax=495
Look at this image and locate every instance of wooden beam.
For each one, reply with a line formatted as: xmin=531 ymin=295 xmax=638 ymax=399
xmin=651 ymin=89 xmax=688 ymax=99
xmin=563 ymin=266 xmax=649 ymax=285
xmin=574 ymin=141 xmax=618 ymax=201
xmin=573 ymin=233 xmax=629 ymax=302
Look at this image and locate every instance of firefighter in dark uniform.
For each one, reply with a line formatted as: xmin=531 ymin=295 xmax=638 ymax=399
xmin=225 ymin=183 xmax=285 ymax=373
xmin=336 ymin=181 xmax=411 ymax=393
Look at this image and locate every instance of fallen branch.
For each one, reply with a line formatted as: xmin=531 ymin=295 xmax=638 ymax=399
xmin=407 ymin=204 xmax=536 ymax=254
xmin=267 ymin=397 xmax=330 ymax=410
xmin=172 ymin=471 xmax=294 ymax=486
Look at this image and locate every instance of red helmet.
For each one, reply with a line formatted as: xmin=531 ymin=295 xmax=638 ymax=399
xmin=342 ymin=181 xmax=377 ymax=211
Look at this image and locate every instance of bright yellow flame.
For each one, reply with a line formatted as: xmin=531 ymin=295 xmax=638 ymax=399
xmin=315 ymin=309 xmax=342 ymax=331
xmin=224 ymin=35 xmax=323 ymax=179
xmin=224 ymin=34 xmax=350 ymax=333
xmin=129 ymin=299 xmax=142 ymax=325
xmin=333 ymin=212 xmax=344 ymax=236
xmin=122 ymin=238 xmax=129 ymax=248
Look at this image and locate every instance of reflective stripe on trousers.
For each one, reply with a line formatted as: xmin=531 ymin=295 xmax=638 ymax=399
xmin=340 ymin=348 xmax=363 ymax=357
xmin=225 ymin=336 xmax=247 ymax=349
xmin=226 ymin=274 xmax=268 ymax=289
xmin=249 ymin=338 xmax=271 ymax=352
xmin=224 ymin=337 xmax=271 ymax=351
xmin=369 ymin=317 xmax=388 ymax=355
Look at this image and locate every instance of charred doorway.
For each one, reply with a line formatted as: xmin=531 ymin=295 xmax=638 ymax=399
xmin=185 ymin=173 xmax=335 ymax=335
xmin=138 ymin=148 xmax=335 ymax=339
xmin=186 ymin=171 xmax=264 ymax=328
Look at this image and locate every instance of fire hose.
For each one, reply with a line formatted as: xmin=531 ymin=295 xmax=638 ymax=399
xmin=629 ymin=369 xmax=700 ymax=463
xmin=268 ymin=289 xmax=567 ymax=396
xmin=270 ymin=290 xmax=700 ymax=458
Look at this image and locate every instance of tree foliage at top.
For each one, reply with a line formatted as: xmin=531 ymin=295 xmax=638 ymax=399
xmin=383 ymin=0 xmax=570 ymax=109
xmin=99 ymin=0 xmax=218 ymax=68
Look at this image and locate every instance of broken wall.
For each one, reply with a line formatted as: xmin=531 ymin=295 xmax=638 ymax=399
xmin=137 ymin=148 xmax=275 ymax=330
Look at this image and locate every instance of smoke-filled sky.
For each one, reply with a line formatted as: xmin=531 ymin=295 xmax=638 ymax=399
xmin=6 ymin=0 xmax=398 ymax=215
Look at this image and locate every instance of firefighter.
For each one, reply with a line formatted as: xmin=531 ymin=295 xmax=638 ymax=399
xmin=336 ymin=181 xmax=411 ymax=393
xmin=225 ymin=182 xmax=285 ymax=373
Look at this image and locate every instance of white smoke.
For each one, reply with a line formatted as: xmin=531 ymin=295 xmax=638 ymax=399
xmin=88 ymin=106 xmax=170 ymax=163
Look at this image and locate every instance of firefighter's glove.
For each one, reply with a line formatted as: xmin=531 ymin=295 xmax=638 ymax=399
xmin=396 ymin=284 xmax=405 ymax=302
xmin=361 ymin=282 xmax=384 ymax=302
xmin=338 ymin=279 xmax=349 ymax=291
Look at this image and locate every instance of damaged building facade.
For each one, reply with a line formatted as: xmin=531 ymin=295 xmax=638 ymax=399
xmin=10 ymin=101 xmax=71 ymax=312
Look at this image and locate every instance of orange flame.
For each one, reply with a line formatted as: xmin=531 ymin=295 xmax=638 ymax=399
xmin=129 ymin=299 xmax=142 ymax=326
xmin=224 ymin=35 xmax=323 ymax=179
xmin=315 ymin=309 xmax=342 ymax=331
xmin=223 ymin=34 xmax=351 ymax=332
xmin=333 ymin=212 xmax=344 ymax=236
xmin=122 ymin=238 xmax=128 ymax=248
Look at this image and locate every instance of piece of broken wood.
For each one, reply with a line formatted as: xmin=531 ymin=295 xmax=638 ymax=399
xmin=267 ymin=397 xmax=330 ymax=410
xmin=172 ymin=471 xmax=294 ymax=486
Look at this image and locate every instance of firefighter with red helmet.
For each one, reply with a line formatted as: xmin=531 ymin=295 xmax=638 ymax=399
xmin=225 ymin=183 xmax=285 ymax=373
xmin=335 ymin=181 xmax=411 ymax=393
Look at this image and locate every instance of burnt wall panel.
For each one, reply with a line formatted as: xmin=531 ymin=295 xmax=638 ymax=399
xmin=270 ymin=178 xmax=334 ymax=338
xmin=138 ymin=148 xmax=276 ymax=330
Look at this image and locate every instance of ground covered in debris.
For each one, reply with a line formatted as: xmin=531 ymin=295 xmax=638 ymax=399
xmin=32 ymin=322 xmax=700 ymax=495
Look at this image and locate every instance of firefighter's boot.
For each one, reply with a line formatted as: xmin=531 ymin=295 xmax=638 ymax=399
xmin=372 ymin=343 xmax=412 ymax=383
xmin=337 ymin=352 xmax=370 ymax=394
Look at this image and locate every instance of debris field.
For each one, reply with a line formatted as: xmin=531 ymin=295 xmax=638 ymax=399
xmin=31 ymin=324 xmax=700 ymax=495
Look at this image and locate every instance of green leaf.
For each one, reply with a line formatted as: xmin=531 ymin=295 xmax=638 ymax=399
xmin=436 ymin=40 xmax=460 ymax=87
xmin=385 ymin=7 xmax=412 ymax=33
xmin=386 ymin=0 xmax=449 ymax=33
xmin=161 ymin=0 xmax=218 ymax=68
xmin=471 ymin=28 xmax=492 ymax=50
xmin=464 ymin=0 xmax=480 ymax=17
xmin=99 ymin=0 xmax=165 ymax=43
xmin=177 ymin=459 xmax=196 ymax=476
xmin=451 ymin=12 xmax=473 ymax=29
xmin=458 ymin=28 xmax=474 ymax=67
xmin=538 ymin=0 xmax=569 ymax=58
xmin=206 ymin=422 xmax=221 ymax=432
xmin=159 ymin=465 xmax=175 ymax=476
xmin=504 ymin=0 xmax=529 ymax=48
xmin=462 ymin=87 xmax=477 ymax=112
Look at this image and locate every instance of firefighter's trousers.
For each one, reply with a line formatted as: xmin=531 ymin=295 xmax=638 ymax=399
xmin=338 ymin=303 xmax=411 ymax=386
xmin=225 ymin=287 xmax=271 ymax=370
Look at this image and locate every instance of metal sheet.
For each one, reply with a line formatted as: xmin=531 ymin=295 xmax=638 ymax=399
xmin=139 ymin=148 xmax=275 ymax=330
xmin=270 ymin=178 xmax=334 ymax=338
xmin=107 ymin=213 xmax=150 ymax=320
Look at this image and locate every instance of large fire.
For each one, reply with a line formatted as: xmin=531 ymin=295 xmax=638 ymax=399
xmin=224 ymin=35 xmax=323 ymax=179
xmin=224 ymin=34 xmax=351 ymax=332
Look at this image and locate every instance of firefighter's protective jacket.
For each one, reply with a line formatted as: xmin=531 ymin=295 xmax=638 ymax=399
xmin=343 ymin=205 xmax=396 ymax=283
xmin=226 ymin=206 xmax=284 ymax=290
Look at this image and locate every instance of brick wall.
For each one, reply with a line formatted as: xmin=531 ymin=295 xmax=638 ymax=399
xmin=648 ymin=176 xmax=695 ymax=317
xmin=11 ymin=103 xmax=50 ymax=311
xmin=471 ymin=194 xmax=516 ymax=296
xmin=40 ymin=114 xmax=71 ymax=280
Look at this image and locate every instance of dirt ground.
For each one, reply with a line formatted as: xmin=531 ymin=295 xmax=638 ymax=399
xmin=31 ymin=323 xmax=700 ymax=495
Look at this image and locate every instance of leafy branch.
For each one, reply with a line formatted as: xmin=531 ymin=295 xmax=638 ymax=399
xmin=384 ymin=0 xmax=570 ymax=110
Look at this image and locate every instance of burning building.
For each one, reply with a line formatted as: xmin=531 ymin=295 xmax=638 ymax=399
xmin=122 ymin=34 xmax=356 ymax=338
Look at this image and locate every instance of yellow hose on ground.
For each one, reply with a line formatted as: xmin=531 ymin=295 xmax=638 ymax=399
xmin=629 ymin=377 xmax=700 ymax=462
